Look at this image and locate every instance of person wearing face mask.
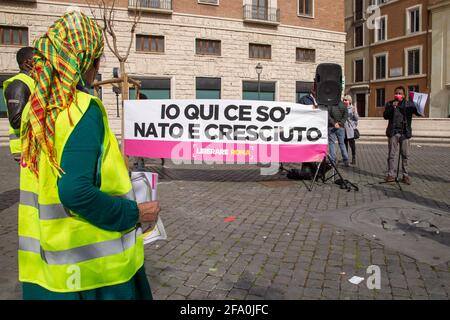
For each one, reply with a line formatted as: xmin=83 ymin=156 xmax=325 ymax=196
xmin=343 ymin=95 xmax=359 ymax=165
xmin=383 ymin=86 xmax=422 ymax=184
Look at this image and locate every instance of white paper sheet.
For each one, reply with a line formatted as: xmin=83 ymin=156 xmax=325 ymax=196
xmin=348 ymin=276 xmax=365 ymax=285
xmin=130 ymin=172 xmax=167 ymax=245
xmin=410 ymin=92 xmax=428 ymax=115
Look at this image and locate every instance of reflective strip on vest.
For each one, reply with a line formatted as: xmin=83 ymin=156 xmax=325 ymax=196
xmin=9 ymin=133 xmax=19 ymax=141
xmin=21 ymin=190 xmax=135 ymax=220
xmin=20 ymin=190 xmax=70 ymax=220
xmin=19 ymin=227 xmax=142 ymax=265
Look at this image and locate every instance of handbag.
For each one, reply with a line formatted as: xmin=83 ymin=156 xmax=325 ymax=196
xmin=349 ymin=115 xmax=360 ymax=139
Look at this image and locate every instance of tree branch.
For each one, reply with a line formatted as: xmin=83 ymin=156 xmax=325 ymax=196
xmin=87 ymin=0 xmax=141 ymax=67
xmin=124 ymin=0 xmax=142 ymax=61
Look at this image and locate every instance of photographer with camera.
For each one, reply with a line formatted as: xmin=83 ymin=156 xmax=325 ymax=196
xmin=383 ymin=86 xmax=423 ymax=185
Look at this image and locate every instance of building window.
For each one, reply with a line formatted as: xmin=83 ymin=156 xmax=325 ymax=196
xmin=242 ymin=81 xmax=276 ymax=101
xmin=249 ymin=43 xmax=271 ymax=59
xmin=375 ymin=16 xmax=386 ymax=42
xmin=407 ymin=48 xmax=420 ymax=75
xmin=296 ymin=81 xmax=313 ymax=103
xmin=129 ymin=78 xmax=171 ymax=99
xmin=354 ymin=59 xmax=364 ymax=83
xmin=0 ymin=26 xmax=28 ymax=46
xmin=372 ymin=0 xmax=387 ymax=5
xmin=196 ymin=39 xmax=221 ymax=56
xmin=354 ymin=25 xmax=363 ymax=48
xmin=196 ymin=77 xmax=221 ymax=99
xmin=296 ymin=48 xmax=315 ymax=63
xmin=354 ymin=0 xmax=364 ymax=21
xmin=407 ymin=6 xmax=421 ymax=34
xmin=376 ymin=88 xmax=385 ymax=107
xmin=375 ymin=54 xmax=387 ymax=79
xmin=136 ymin=35 xmax=164 ymax=53
xmin=298 ymin=0 xmax=314 ymax=17
xmin=198 ymin=0 xmax=219 ymax=5
xmin=88 ymin=74 xmax=102 ymax=99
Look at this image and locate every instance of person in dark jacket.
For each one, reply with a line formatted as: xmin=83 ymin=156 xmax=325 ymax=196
xmin=328 ymin=101 xmax=349 ymax=166
xmin=4 ymin=47 xmax=34 ymax=160
xmin=298 ymin=84 xmax=318 ymax=107
xmin=383 ymin=86 xmax=422 ymax=184
xmin=4 ymin=47 xmax=34 ymax=130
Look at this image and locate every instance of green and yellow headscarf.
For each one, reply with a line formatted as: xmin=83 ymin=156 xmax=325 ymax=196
xmin=22 ymin=11 xmax=104 ymax=176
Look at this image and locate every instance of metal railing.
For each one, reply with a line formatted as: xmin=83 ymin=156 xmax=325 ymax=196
xmin=128 ymin=0 xmax=172 ymax=11
xmin=243 ymin=4 xmax=280 ymax=23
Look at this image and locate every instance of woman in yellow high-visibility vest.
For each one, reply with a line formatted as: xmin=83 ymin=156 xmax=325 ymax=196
xmin=18 ymin=11 xmax=160 ymax=300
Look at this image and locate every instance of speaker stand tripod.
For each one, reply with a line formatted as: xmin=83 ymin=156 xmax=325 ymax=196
xmin=307 ymin=155 xmax=358 ymax=192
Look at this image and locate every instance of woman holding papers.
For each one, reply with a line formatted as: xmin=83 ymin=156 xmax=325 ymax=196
xmin=18 ymin=11 xmax=160 ymax=300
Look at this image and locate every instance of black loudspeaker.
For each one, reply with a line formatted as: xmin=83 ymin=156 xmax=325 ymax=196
xmin=315 ymin=63 xmax=342 ymax=106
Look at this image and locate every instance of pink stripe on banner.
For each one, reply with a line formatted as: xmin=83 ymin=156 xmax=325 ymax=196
xmin=151 ymin=174 xmax=156 ymax=190
xmin=125 ymin=140 xmax=327 ymax=163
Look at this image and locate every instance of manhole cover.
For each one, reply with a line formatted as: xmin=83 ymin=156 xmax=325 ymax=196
xmin=311 ymin=199 xmax=450 ymax=266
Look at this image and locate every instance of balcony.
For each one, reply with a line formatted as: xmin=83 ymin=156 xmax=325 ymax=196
xmin=128 ymin=0 xmax=173 ymax=14
xmin=243 ymin=5 xmax=280 ymax=26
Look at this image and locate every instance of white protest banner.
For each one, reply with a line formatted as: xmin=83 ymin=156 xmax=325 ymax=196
xmin=124 ymin=100 xmax=328 ymax=164
xmin=409 ymin=92 xmax=428 ymax=115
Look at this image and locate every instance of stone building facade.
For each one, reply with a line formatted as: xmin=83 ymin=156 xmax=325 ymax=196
xmin=428 ymin=0 xmax=450 ymax=118
xmin=345 ymin=0 xmax=433 ymax=118
xmin=0 ymin=0 xmax=345 ymax=119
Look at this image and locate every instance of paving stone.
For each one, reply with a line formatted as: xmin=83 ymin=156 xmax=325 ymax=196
xmin=249 ymin=285 xmax=268 ymax=297
xmin=228 ymin=288 xmax=248 ymax=300
xmin=1 ymin=145 xmax=450 ymax=300
xmin=175 ymin=285 xmax=194 ymax=297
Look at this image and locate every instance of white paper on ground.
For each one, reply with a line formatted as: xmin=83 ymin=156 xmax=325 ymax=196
xmin=348 ymin=276 xmax=365 ymax=285
xmin=130 ymin=171 xmax=167 ymax=245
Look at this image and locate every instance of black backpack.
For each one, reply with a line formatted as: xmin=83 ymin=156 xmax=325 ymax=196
xmin=287 ymin=160 xmax=332 ymax=181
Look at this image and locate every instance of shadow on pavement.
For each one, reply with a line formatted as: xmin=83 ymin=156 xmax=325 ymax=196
xmin=0 ymin=189 xmax=19 ymax=212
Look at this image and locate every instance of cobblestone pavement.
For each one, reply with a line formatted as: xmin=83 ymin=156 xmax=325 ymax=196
xmin=0 ymin=143 xmax=449 ymax=300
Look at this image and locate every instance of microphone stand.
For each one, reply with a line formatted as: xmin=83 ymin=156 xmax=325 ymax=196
xmin=307 ymin=105 xmax=358 ymax=192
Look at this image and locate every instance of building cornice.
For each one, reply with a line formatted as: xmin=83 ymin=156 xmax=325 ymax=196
xmin=428 ymin=0 xmax=450 ymax=11
xmin=346 ymin=46 xmax=370 ymax=53
xmin=17 ymin=0 xmax=346 ymax=39
xmin=346 ymin=83 xmax=370 ymax=88
xmin=374 ymin=0 xmax=400 ymax=10
xmin=370 ymin=31 xmax=428 ymax=47
xmin=371 ymin=74 xmax=427 ymax=83
xmin=346 ymin=30 xmax=428 ymax=53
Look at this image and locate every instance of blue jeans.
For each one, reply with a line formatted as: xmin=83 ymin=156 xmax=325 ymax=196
xmin=328 ymin=127 xmax=349 ymax=164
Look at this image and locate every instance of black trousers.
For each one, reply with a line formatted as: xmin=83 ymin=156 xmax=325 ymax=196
xmin=344 ymin=138 xmax=356 ymax=158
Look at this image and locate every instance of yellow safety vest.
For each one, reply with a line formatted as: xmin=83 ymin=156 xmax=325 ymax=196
xmin=18 ymin=91 xmax=143 ymax=292
xmin=2 ymin=73 xmax=35 ymax=155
